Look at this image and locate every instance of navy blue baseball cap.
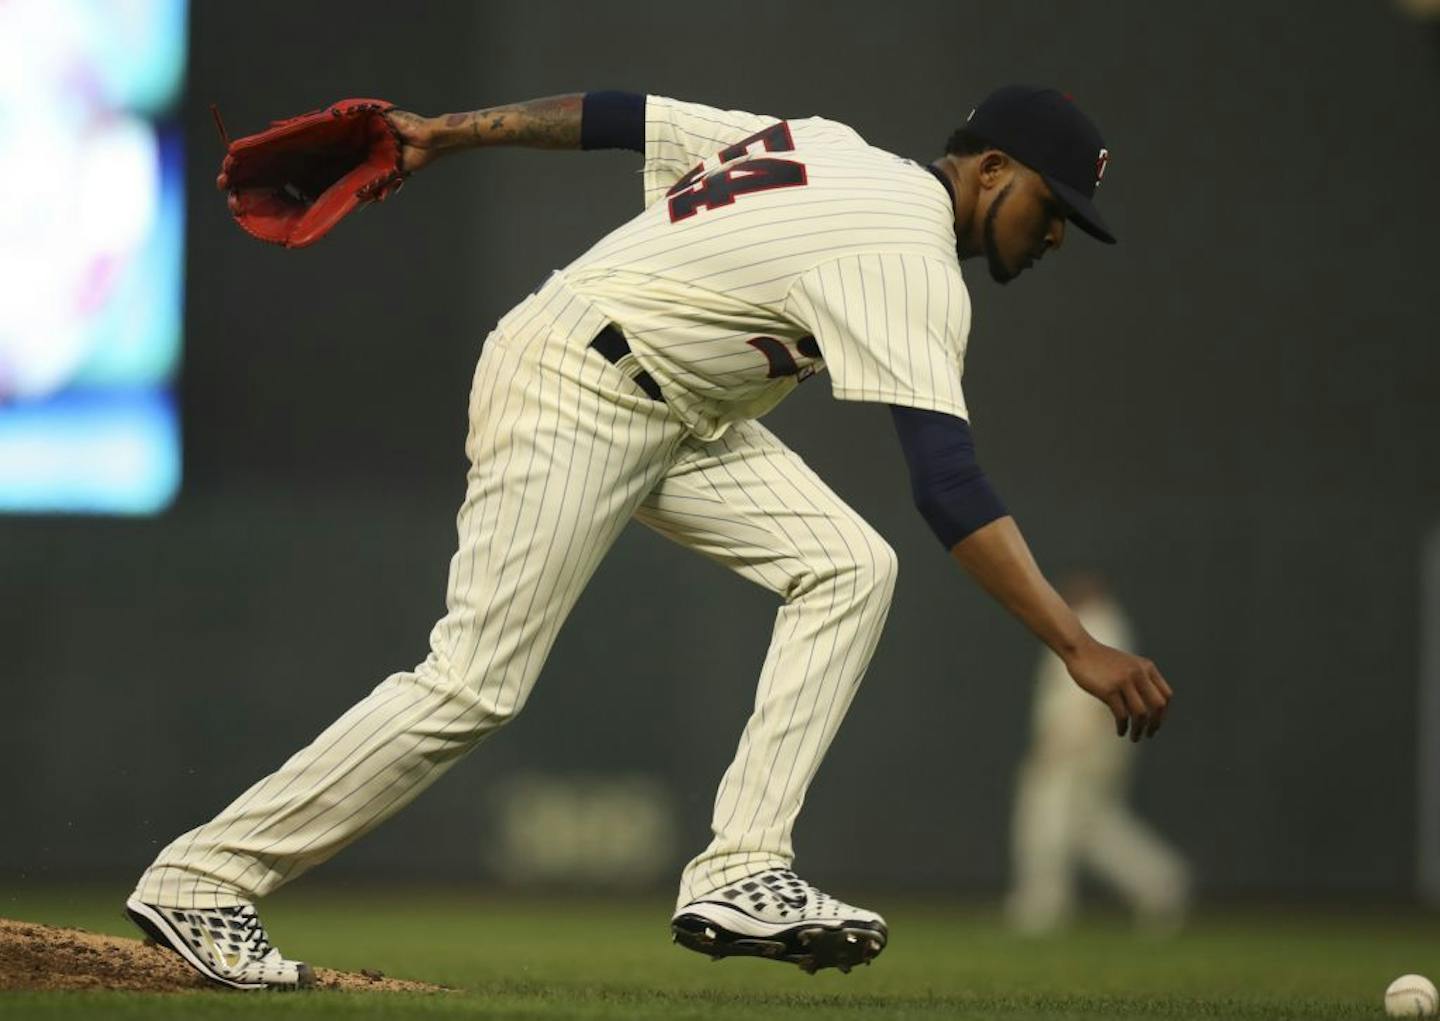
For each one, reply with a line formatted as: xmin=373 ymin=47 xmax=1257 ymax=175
xmin=965 ymin=85 xmax=1116 ymax=244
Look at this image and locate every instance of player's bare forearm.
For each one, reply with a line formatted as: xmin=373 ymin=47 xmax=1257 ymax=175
xmin=432 ymin=95 xmax=584 ymax=150
xmin=949 ymin=516 xmax=1087 ymax=657
xmin=950 ymin=516 xmax=1174 ymax=739
xmin=385 ymin=96 xmax=583 ymax=173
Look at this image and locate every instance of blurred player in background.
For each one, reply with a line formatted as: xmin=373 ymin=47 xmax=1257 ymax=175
xmin=1006 ymin=571 xmax=1191 ymax=935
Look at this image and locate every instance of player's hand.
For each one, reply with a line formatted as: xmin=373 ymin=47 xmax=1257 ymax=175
xmin=1062 ymin=638 xmax=1173 ymax=742
xmin=384 ymin=110 xmax=445 ymax=174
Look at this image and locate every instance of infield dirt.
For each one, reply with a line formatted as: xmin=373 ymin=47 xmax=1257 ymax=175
xmin=0 ymin=917 xmax=443 ymax=993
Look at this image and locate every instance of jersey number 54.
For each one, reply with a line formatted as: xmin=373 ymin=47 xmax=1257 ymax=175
xmin=666 ymin=122 xmax=808 ymax=224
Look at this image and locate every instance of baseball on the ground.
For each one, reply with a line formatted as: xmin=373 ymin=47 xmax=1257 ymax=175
xmin=1386 ymin=974 xmax=1439 ymax=1017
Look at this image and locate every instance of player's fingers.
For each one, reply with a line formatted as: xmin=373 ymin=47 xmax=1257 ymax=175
xmin=1104 ymin=693 xmax=1129 ymax=738
xmin=1122 ymin=683 xmax=1148 ymax=743
xmin=1147 ymin=661 xmax=1174 ymax=701
xmin=1139 ymin=676 xmax=1168 ymax=738
xmin=1137 ymin=667 xmax=1168 ymax=714
xmin=1140 ymin=663 xmax=1172 ymax=739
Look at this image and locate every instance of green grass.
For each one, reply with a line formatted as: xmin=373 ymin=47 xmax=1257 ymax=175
xmin=0 ymin=885 xmax=1432 ymax=1019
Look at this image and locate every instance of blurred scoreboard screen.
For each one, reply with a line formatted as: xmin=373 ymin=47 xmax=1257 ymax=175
xmin=0 ymin=0 xmax=187 ymax=515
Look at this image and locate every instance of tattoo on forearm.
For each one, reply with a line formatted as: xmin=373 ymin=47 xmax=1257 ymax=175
xmin=450 ymin=94 xmax=582 ymax=149
xmin=441 ymin=111 xmax=480 ymax=143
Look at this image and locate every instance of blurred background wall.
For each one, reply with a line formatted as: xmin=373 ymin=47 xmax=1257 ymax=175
xmin=3 ymin=0 xmax=1438 ymax=899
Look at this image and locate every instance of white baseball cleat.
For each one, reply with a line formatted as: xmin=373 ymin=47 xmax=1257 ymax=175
xmin=671 ymin=868 xmax=887 ymax=973
xmin=124 ymin=896 xmax=314 ymax=990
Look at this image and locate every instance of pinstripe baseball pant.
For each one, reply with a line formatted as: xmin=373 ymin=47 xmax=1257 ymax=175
xmin=134 ymin=291 xmax=897 ymax=911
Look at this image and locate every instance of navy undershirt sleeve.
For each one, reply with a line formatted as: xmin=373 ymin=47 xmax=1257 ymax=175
xmin=580 ymin=91 xmax=646 ymax=152
xmin=889 ymin=405 xmax=1009 ymax=549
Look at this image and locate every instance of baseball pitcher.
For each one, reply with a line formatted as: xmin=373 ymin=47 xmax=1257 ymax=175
xmin=126 ymin=86 xmax=1173 ymax=988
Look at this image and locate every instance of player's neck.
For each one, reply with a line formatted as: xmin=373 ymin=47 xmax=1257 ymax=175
xmin=930 ymin=155 xmax=982 ymax=260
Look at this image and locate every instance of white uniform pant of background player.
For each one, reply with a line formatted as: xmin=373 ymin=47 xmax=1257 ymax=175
xmin=1005 ymin=598 xmax=1191 ymax=934
xmin=135 ymin=282 xmax=897 ymax=911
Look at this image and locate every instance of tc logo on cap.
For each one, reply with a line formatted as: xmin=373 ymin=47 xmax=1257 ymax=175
xmin=1095 ymin=147 xmax=1110 ymax=189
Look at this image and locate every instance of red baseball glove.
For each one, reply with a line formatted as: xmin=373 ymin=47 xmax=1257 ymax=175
xmin=214 ymin=98 xmax=405 ymax=248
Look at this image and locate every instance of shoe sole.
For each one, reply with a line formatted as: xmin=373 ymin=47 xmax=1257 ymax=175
xmin=124 ymin=897 xmax=313 ymax=991
xmin=672 ymin=909 xmax=887 ymax=974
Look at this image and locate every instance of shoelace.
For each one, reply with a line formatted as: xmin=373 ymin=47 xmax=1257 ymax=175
xmin=229 ymin=906 xmax=275 ymax=959
xmin=767 ymin=869 xmax=813 ymax=891
xmin=764 ymin=870 xmax=845 ymax=909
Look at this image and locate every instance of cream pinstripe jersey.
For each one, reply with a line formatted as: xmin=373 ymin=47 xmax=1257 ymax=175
xmin=562 ymin=95 xmax=973 ymax=440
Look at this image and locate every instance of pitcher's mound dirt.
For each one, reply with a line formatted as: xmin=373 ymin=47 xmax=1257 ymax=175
xmin=0 ymin=918 xmax=445 ymax=993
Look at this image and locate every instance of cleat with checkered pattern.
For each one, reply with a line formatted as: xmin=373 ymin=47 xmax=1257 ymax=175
xmin=124 ymin=896 xmax=313 ymax=990
xmin=671 ymin=868 xmax=887 ymax=973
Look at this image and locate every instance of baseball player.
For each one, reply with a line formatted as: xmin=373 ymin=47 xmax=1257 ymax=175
xmin=125 ymin=86 xmax=1173 ymax=989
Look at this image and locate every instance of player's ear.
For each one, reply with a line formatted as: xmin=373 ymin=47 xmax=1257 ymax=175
xmin=976 ymin=150 xmax=1013 ymax=191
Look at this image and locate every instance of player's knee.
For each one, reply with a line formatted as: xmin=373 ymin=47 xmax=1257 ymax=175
xmin=455 ymin=675 xmax=531 ymax=730
xmin=433 ymin=687 xmax=527 ymax=742
xmin=415 ymin=656 xmax=530 ymax=733
xmin=875 ymin=540 xmax=899 ymax=594
xmin=850 ymin=535 xmax=899 ymax=607
xmin=469 ymin=697 xmax=524 ymax=732
xmin=789 ymin=526 xmax=897 ymax=608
